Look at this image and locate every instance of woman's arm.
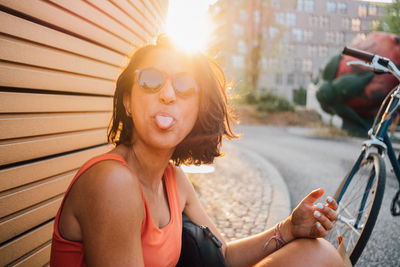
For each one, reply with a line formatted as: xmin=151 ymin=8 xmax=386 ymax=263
xmin=225 ymin=188 xmax=338 ymax=267
xmin=73 ymin=161 xmax=145 ymax=266
xmin=177 ymin=171 xmax=338 ymax=267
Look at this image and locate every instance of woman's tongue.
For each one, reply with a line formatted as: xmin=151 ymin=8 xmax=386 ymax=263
xmin=155 ymin=115 xmax=174 ymax=129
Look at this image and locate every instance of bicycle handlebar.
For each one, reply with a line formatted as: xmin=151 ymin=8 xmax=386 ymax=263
xmin=343 ymin=46 xmax=375 ymax=62
xmin=342 ymin=46 xmax=400 ymax=80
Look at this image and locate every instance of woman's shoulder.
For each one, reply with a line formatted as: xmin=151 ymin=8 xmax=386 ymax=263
xmin=78 ymin=156 xmax=140 ymax=195
xmin=71 ymin=155 xmax=145 ymax=217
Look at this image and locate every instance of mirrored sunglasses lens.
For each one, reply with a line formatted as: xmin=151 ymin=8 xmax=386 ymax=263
xmin=138 ymin=69 xmax=164 ymax=92
xmin=173 ymin=75 xmax=198 ymax=96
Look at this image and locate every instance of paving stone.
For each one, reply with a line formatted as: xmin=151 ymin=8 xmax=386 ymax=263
xmin=188 ymin=143 xmax=272 ymax=242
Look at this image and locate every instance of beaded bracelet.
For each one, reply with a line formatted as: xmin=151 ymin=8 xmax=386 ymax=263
xmin=264 ymin=223 xmax=288 ymax=250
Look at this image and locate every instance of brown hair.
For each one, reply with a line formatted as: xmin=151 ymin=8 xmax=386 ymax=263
xmin=108 ymin=35 xmax=239 ymax=165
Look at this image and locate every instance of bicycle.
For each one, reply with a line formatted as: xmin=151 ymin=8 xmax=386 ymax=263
xmin=324 ymin=47 xmax=400 ymax=265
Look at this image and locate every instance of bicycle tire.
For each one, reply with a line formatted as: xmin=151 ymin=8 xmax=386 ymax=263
xmin=325 ymin=152 xmax=386 ymax=265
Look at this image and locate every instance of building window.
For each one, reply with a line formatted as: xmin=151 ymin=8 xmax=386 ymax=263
xmin=239 ymin=10 xmax=248 ymax=21
xmin=342 ymin=17 xmax=350 ymax=30
xmin=303 ymin=59 xmax=312 ymax=72
xmin=287 ymin=44 xmax=295 ymax=54
xmin=338 ymin=3 xmax=347 ymax=14
xmin=233 ymin=23 xmax=244 ymax=36
xmin=356 ymin=33 xmax=367 ymax=41
xmin=319 ymin=16 xmax=329 ymax=28
xmin=275 ymin=73 xmax=283 ymax=85
xmin=358 ymin=4 xmax=367 ymax=18
xmin=319 ymin=46 xmax=328 ymax=57
xmin=275 ymin=13 xmax=285 ymax=25
xmin=369 ymin=5 xmax=377 ymax=16
xmin=352 ymin=18 xmax=361 ymax=31
xmin=327 ymin=1 xmax=336 ymax=13
xmin=232 ymin=55 xmax=244 ymax=68
xmin=304 ymin=30 xmax=313 ymax=41
xmin=309 ymin=15 xmax=318 ymax=27
xmin=292 ymin=28 xmax=303 ymax=42
xmin=271 ymin=0 xmax=280 ymax=9
xmin=372 ymin=20 xmax=380 ymax=30
xmin=254 ymin=10 xmax=260 ymax=24
xmin=305 ymin=0 xmax=314 ymax=12
xmin=287 ymin=73 xmax=295 ymax=85
xmin=325 ymin=32 xmax=335 ymax=43
xmin=269 ymin=27 xmax=279 ymax=38
xmin=261 ymin=57 xmax=268 ymax=69
xmin=308 ymin=45 xmax=318 ymax=56
xmin=298 ymin=74 xmax=305 ymax=86
xmin=336 ymin=32 xmax=344 ymax=44
xmin=295 ymin=58 xmax=302 ymax=69
xmin=297 ymin=0 xmax=303 ymax=11
xmin=237 ymin=40 xmax=247 ymax=54
xmin=286 ymin=13 xmax=296 ymax=26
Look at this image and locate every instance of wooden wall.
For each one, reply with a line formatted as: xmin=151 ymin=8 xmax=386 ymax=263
xmin=0 ymin=1 xmax=168 ymax=265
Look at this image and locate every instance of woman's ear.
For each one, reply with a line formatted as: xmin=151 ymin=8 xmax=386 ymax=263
xmin=123 ymin=92 xmax=132 ymax=117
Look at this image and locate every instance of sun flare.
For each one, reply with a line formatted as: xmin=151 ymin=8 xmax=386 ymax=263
xmin=166 ymin=0 xmax=213 ymax=52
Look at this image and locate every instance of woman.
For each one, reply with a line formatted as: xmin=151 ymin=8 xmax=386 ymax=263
xmin=50 ymin=36 xmax=343 ymax=266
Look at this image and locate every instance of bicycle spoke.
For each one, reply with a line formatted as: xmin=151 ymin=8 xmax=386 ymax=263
xmin=326 ymin=152 xmax=385 ymax=265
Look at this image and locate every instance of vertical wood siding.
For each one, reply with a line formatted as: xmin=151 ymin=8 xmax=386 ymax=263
xmin=0 ymin=1 xmax=168 ymax=265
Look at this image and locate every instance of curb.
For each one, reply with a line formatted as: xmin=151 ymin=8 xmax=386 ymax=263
xmin=236 ymin=145 xmax=291 ymax=229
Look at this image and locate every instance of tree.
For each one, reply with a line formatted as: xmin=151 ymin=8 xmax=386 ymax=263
xmin=385 ymin=0 xmax=400 ymax=34
xmin=374 ymin=0 xmax=400 ymax=34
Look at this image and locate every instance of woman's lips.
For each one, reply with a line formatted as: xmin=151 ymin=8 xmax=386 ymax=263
xmin=154 ymin=114 xmax=175 ymax=130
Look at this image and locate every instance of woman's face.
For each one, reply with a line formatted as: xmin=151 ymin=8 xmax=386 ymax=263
xmin=124 ymin=48 xmax=200 ymax=151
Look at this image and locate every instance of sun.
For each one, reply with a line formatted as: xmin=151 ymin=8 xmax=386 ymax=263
xmin=166 ymin=0 xmax=213 ymax=52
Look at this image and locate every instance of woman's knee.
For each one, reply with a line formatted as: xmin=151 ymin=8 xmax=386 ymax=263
xmin=309 ymin=238 xmax=344 ymax=266
xmin=257 ymin=238 xmax=344 ymax=267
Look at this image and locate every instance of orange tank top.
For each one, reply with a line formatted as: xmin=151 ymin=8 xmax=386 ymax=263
xmin=50 ymin=153 xmax=182 ymax=267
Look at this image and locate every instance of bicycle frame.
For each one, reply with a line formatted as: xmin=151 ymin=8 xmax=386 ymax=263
xmin=361 ymin=85 xmax=400 ymax=216
xmin=336 ymin=86 xmax=400 ymax=216
xmin=372 ymin=86 xmax=400 ymax=186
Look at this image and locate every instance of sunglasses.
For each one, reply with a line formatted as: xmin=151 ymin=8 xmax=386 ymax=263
xmin=135 ymin=68 xmax=199 ymax=97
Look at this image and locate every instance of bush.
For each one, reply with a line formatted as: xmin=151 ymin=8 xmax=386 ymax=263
xmin=293 ymin=87 xmax=307 ymax=106
xmin=256 ymin=90 xmax=295 ymax=113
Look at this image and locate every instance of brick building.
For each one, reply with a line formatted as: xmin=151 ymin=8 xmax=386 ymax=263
xmin=208 ymin=0 xmax=386 ymax=100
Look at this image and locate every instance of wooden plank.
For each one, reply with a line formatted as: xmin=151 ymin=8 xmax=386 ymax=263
xmin=47 ymin=0 xmax=145 ymax=45
xmin=0 ymin=61 xmax=116 ymax=95
xmin=0 ymin=11 xmax=127 ymax=66
xmin=0 ymin=112 xmax=111 ymax=140
xmin=0 ymin=0 xmax=134 ymax=54
xmin=0 ymin=171 xmax=75 ymax=218
xmin=0 ymin=128 xmax=108 ymax=166
xmin=0 ymin=196 xmax=62 ymax=243
xmin=138 ymin=0 xmax=164 ymax=27
xmin=86 ymin=0 xmax=153 ymax=42
xmin=0 ymin=92 xmax=112 ymax=113
xmin=0 ymin=145 xmax=111 ymax=192
xmin=148 ymin=0 xmax=164 ymax=21
xmin=122 ymin=0 xmax=160 ymax=29
xmin=0 ymin=221 xmax=53 ymax=267
xmin=0 ymin=34 xmax=120 ymax=80
xmin=13 ymin=241 xmax=51 ymax=267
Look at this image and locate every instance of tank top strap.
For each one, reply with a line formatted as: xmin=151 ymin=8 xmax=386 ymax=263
xmin=163 ymin=163 xmax=182 ymax=222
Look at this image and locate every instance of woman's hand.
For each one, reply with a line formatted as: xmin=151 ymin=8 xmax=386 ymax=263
xmin=281 ymin=188 xmax=338 ymax=242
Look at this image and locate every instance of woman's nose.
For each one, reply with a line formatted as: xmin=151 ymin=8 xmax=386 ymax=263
xmin=159 ymin=79 xmax=176 ymax=104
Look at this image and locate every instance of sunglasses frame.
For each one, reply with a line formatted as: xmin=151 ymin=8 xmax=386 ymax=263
xmin=135 ymin=68 xmax=199 ymax=97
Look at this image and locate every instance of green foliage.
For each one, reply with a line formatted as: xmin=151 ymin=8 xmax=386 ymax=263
xmin=256 ymin=89 xmax=295 ymax=113
xmin=385 ymin=0 xmax=400 ymax=34
xmin=372 ymin=0 xmax=400 ymax=34
xmin=293 ymin=87 xmax=307 ymax=106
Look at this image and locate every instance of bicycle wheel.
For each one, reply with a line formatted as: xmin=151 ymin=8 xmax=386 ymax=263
xmin=325 ymin=152 xmax=386 ymax=265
